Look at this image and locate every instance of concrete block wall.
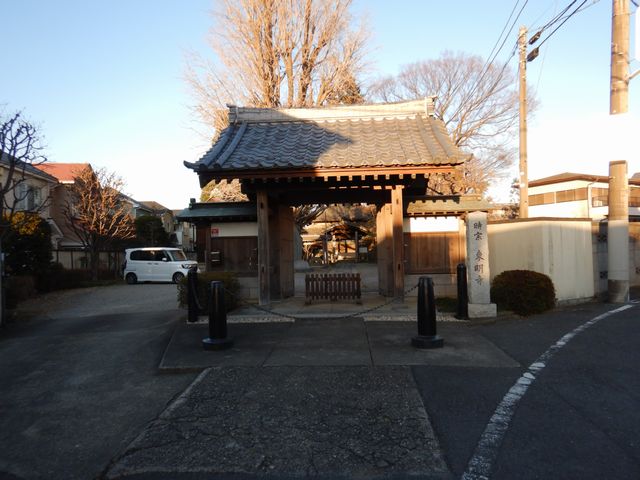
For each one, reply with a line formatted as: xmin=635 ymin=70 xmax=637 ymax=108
xmin=488 ymin=218 xmax=595 ymax=303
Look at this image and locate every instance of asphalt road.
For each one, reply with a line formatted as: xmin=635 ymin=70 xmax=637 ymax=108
xmin=413 ymin=302 xmax=640 ymax=479
xmin=0 ymin=284 xmax=198 ymax=480
xmin=1 ymin=284 xmax=639 ymax=480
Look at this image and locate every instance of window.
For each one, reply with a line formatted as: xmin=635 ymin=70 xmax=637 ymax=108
xmin=130 ymin=250 xmax=155 ymax=261
xmin=591 ymin=187 xmax=608 ymax=207
xmin=168 ymin=250 xmax=186 ymax=261
xmin=14 ymin=183 xmax=42 ymax=211
xmin=555 ymin=188 xmax=586 ymax=203
xmin=529 ymin=193 xmax=544 ymax=206
xmin=154 ymin=250 xmax=168 ymax=261
xmin=27 ymin=187 xmax=41 ymax=210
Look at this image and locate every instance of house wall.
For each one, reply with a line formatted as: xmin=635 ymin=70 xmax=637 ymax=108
xmin=487 ymin=218 xmax=595 ymax=302
xmin=529 ymin=180 xmax=640 ymax=220
xmin=48 ymin=183 xmax=85 ymax=248
xmin=530 ymin=201 xmax=590 ymax=218
xmin=209 ymin=222 xmax=258 ymax=237
xmin=0 ymin=167 xmax=54 ymax=219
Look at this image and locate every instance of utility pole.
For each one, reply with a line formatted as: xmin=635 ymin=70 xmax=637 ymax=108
xmin=610 ymin=0 xmax=630 ymax=114
xmin=607 ymin=0 xmax=630 ymax=303
xmin=518 ymin=26 xmax=529 ymax=218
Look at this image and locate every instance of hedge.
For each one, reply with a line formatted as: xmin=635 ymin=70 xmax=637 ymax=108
xmin=491 ymin=269 xmax=556 ymax=316
xmin=176 ymin=271 xmax=241 ymax=313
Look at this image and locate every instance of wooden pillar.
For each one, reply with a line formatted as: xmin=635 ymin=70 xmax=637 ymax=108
xmin=376 ymin=203 xmax=393 ymax=296
xmin=204 ymin=223 xmax=212 ymax=272
xmin=376 ymin=207 xmax=385 ymax=294
xmin=278 ymin=204 xmax=295 ymax=298
xmin=392 ymin=186 xmax=405 ymax=299
xmin=257 ymin=190 xmax=270 ymax=305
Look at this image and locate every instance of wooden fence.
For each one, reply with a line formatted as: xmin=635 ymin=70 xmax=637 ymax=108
xmin=52 ymin=250 xmax=125 ymax=274
xmin=305 ymin=273 xmax=362 ymax=304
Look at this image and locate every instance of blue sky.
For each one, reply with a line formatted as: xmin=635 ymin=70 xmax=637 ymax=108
xmin=3 ymin=0 xmax=639 ymax=207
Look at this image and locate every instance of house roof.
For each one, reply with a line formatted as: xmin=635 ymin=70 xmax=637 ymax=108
xmin=530 ymin=172 xmax=640 ymax=188
xmin=185 ymin=100 xmax=469 ymax=178
xmin=139 ymin=201 xmax=171 ymax=213
xmin=175 ymin=202 xmax=257 ymax=222
xmin=37 ymin=163 xmax=91 ymax=183
xmin=0 ymin=151 xmax=59 ymax=183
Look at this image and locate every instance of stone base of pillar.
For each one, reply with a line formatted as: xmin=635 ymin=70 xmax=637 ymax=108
xmin=468 ymin=303 xmax=497 ymax=319
xmin=607 ymin=279 xmax=629 ymax=304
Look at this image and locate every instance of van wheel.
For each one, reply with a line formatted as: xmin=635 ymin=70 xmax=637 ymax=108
xmin=172 ymin=272 xmax=185 ymax=284
xmin=125 ymin=273 xmax=138 ymax=285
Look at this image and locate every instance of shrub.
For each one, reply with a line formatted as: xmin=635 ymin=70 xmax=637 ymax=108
xmin=5 ymin=275 xmax=37 ymax=309
xmin=3 ymin=212 xmax=52 ymax=277
xmin=135 ymin=215 xmax=170 ymax=247
xmin=491 ymin=270 xmax=556 ymax=316
xmin=35 ymin=264 xmax=119 ymax=293
xmin=177 ymin=271 xmax=241 ymax=313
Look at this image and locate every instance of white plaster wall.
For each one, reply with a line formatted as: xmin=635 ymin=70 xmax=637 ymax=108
xmin=209 ymin=222 xmax=258 ymax=237
xmin=488 ymin=219 xmax=595 ymax=302
xmin=403 ymin=216 xmax=458 ymax=233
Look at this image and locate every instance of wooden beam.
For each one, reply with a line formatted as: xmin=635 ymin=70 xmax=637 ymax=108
xmin=257 ymin=190 xmax=270 ymax=305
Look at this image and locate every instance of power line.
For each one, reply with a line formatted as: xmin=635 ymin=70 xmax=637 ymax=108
xmin=463 ymin=0 xmax=528 ymax=105
xmin=437 ymin=0 xmax=527 ymax=123
xmin=536 ymin=0 xmax=578 ymax=32
xmin=483 ymin=0 xmax=526 ymax=73
xmin=534 ymin=0 xmax=589 ymax=50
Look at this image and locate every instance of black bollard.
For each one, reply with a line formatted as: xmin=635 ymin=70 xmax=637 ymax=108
xmin=202 ymin=281 xmax=234 ymax=350
xmin=412 ymin=276 xmax=444 ymax=349
xmin=456 ymin=263 xmax=469 ymax=320
xmin=187 ymin=268 xmax=199 ymax=323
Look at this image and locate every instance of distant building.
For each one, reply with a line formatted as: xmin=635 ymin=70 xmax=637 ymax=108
xmin=138 ymin=201 xmax=174 ymax=234
xmin=529 ymin=172 xmax=640 ymax=220
xmin=37 ymin=162 xmax=93 ymax=249
xmin=0 ymin=152 xmax=58 ymax=221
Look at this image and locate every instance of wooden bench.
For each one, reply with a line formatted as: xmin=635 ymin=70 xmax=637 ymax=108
xmin=305 ymin=273 xmax=362 ymax=304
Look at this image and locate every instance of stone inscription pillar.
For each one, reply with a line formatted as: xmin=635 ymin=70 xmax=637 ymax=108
xmin=465 ymin=211 xmax=497 ymax=318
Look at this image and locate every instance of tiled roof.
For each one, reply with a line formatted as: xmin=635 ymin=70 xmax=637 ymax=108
xmin=0 ymin=151 xmax=58 ymax=183
xmin=185 ymin=100 xmax=468 ymax=174
xmin=37 ymin=163 xmax=91 ymax=183
xmin=406 ymin=195 xmax=494 ymax=215
xmin=175 ymin=202 xmax=257 ymax=222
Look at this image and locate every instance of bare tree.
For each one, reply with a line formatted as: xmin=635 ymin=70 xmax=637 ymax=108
xmin=369 ymin=51 xmax=534 ymax=195
xmin=63 ymin=166 xmax=135 ymax=281
xmin=293 ymin=204 xmax=327 ymax=230
xmin=0 ymin=111 xmax=48 ymax=224
xmin=200 ymin=179 xmax=248 ymax=202
xmin=0 ymin=111 xmax=49 ymax=326
xmin=185 ymin=0 xmax=369 ymax=128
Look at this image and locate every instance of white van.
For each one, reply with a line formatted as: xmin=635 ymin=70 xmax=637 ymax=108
xmin=122 ymin=248 xmax=197 ymax=284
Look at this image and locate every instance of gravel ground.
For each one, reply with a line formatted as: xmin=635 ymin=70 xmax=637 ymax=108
xmin=12 ymin=282 xmax=183 ymax=320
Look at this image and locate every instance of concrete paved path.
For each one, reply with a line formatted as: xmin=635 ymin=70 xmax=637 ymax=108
xmin=159 ymin=319 xmax=517 ymax=371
